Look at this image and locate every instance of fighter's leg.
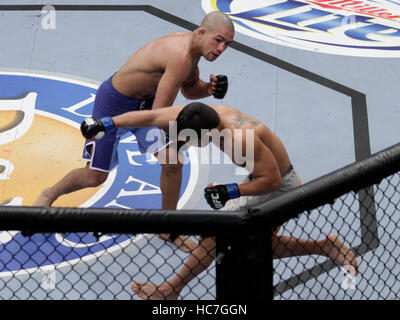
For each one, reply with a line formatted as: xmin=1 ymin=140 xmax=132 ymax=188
xmin=157 ymin=145 xmax=183 ymax=210
xmin=33 ymin=162 xmax=108 ymax=207
xmin=131 ymin=236 xmax=216 ymax=300
xmin=272 ymin=234 xmax=358 ymax=274
xmin=155 ymin=144 xmax=197 ymax=253
xmin=33 ymin=76 xmax=123 ymax=207
xmin=34 ymin=129 xmax=116 ymax=207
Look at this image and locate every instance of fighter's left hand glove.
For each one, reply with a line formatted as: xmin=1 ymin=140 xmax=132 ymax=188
xmin=204 ymin=183 xmax=240 ymax=210
xmin=80 ymin=117 xmax=115 ymax=140
xmin=209 ymin=74 xmax=228 ymax=99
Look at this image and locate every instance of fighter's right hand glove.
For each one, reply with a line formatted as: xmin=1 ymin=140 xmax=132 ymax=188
xmin=204 ymin=183 xmax=240 ymax=210
xmin=213 ymin=75 xmax=228 ymax=99
xmin=80 ymin=117 xmax=114 ymax=140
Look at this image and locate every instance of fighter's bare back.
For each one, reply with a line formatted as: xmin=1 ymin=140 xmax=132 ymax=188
xmin=213 ymin=106 xmax=291 ymax=176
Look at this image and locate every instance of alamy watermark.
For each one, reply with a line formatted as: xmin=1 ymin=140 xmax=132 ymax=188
xmin=41 ymin=267 xmax=57 ymax=291
xmin=146 ymin=121 xmax=255 ymax=174
xmin=341 ymin=265 xmax=357 ymax=290
xmin=41 ymin=5 xmax=56 ymax=30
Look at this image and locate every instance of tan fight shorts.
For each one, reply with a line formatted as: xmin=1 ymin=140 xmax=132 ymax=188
xmin=222 ymin=164 xmax=301 ymax=235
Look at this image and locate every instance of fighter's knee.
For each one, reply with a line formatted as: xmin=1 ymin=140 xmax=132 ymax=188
xmin=85 ymin=169 xmax=108 ymax=186
xmin=326 ymin=234 xmax=338 ymax=243
xmin=199 ymin=236 xmax=216 ymax=250
xmin=199 ymin=237 xmax=216 ymax=258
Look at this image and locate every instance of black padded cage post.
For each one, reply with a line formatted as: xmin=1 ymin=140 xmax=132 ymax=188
xmin=216 ymin=230 xmax=273 ymax=300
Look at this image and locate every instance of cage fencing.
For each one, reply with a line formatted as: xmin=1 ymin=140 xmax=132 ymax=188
xmin=1 ymin=143 xmax=400 ymax=300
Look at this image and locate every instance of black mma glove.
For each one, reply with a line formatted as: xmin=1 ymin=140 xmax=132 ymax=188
xmin=204 ymin=183 xmax=240 ymax=210
xmin=81 ymin=117 xmax=115 ymax=140
xmin=213 ymin=75 xmax=228 ymax=99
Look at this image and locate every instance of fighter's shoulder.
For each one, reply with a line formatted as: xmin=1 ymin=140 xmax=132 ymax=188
xmin=210 ymin=104 xmax=233 ymax=111
xmin=158 ymin=32 xmax=191 ymax=49
xmin=163 ymin=38 xmax=193 ymax=68
xmin=213 ymin=104 xmax=240 ymax=117
xmin=168 ymin=31 xmax=191 ymax=38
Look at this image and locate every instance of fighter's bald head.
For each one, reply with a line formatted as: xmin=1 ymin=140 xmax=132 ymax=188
xmin=200 ymin=11 xmax=234 ymax=33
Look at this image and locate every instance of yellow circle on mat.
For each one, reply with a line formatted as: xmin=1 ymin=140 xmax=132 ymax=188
xmin=0 ymin=111 xmax=100 ymax=207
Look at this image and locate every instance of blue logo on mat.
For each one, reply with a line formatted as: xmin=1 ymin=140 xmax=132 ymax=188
xmin=0 ymin=71 xmax=198 ymax=276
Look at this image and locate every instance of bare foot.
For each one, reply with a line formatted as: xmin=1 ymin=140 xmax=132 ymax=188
xmin=130 ymin=282 xmax=179 ymax=300
xmin=32 ymin=188 xmax=53 ymax=207
xmin=322 ymin=234 xmax=359 ymax=275
xmin=159 ymin=234 xmax=197 ymax=253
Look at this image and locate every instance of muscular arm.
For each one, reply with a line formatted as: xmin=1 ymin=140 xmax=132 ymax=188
xmin=180 ymin=67 xmax=211 ymax=100
xmin=152 ymin=55 xmax=194 ymax=110
xmin=112 ymin=106 xmax=183 ymax=131
xmin=236 ymin=134 xmax=282 ymax=196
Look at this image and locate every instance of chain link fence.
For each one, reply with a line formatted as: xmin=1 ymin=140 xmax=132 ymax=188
xmin=273 ymin=173 xmax=399 ymax=299
xmin=1 ymin=144 xmax=400 ymax=300
xmin=0 ymin=232 xmax=217 ymax=300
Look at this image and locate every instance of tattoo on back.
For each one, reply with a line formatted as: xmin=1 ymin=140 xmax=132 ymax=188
xmin=233 ymin=114 xmax=260 ymax=128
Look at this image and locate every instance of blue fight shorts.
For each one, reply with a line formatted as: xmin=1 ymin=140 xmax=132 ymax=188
xmin=82 ymin=75 xmax=167 ymax=172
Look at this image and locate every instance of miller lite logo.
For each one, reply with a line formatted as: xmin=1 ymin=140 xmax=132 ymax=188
xmin=202 ymin=0 xmax=400 ymax=57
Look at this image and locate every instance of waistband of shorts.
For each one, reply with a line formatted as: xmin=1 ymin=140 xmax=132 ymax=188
xmin=247 ymin=163 xmax=294 ymax=181
xmin=283 ymin=163 xmax=294 ymax=178
xmin=104 ymin=75 xmax=154 ymax=106
xmin=248 ymin=163 xmax=294 ymax=181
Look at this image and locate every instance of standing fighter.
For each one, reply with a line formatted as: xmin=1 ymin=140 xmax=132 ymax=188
xmin=33 ymin=12 xmax=234 ymax=251
xmin=81 ymin=102 xmax=359 ymax=300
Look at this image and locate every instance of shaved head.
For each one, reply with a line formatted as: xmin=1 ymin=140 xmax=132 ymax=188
xmin=201 ymin=11 xmax=234 ymax=32
xmin=195 ymin=11 xmax=234 ymax=61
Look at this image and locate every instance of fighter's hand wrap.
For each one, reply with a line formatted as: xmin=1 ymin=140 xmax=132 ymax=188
xmin=213 ymin=75 xmax=228 ymax=99
xmin=80 ymin=117 xmax=114 ymax=140
xmin=204 ymin=183 xmax=240 ymax=210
